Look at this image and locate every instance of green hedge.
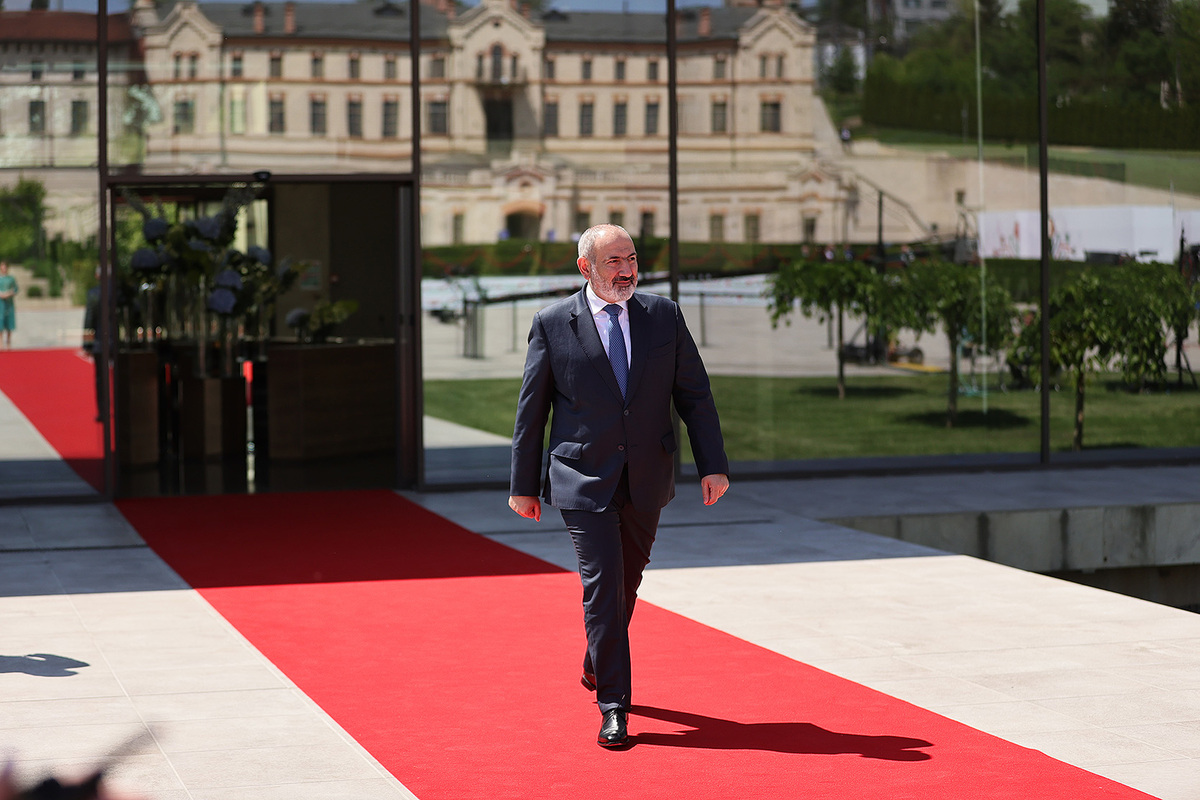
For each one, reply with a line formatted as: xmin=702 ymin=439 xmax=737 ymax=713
xmin=974 ymin=258 xmax=1166 ymax=305
xmin=863 ymin=72 xmax=1200 ymax=150
xmin=979 ymin=258 xmax=1096 ymax=304
xmin=421 ymin=240 xmax=578 ymax=278
xmin=421 ymin=239 xmax=1134 ymax=306
xmin=422 ymin=239 xmax=806 ymax=279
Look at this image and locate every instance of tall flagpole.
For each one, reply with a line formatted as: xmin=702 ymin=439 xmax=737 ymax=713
xmin=974 ymin=0 xmax=988 ymax=414
xmin=1037 ymin=0 xmax=1051 ymax=463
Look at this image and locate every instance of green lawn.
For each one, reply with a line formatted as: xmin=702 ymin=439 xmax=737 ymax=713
xmin=425 ymin=372 xmax=1200 ymax=462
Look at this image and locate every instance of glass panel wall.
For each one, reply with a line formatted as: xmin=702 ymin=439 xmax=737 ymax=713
xmin=1033 ymin=0 xmax=1200 ymax=458
xmin=673 ymin=1 xmax=1047 ymax=474
xmin=0 ymin=2 xmax=107 ymax=500
xmin=4 ymin=0 xmax=1198 ymax=498
xmin=100 ymin=0 xmax=418 ymax=497
xmin=419 ymin=0 xmax=672 ymax=486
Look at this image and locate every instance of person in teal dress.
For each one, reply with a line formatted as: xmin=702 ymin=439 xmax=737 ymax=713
xmin=0 ymin=262 xmax=17 ymax=349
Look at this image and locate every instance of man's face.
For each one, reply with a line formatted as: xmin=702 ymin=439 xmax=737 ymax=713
xmin=579 ymin=231 xmax=638 ymax=303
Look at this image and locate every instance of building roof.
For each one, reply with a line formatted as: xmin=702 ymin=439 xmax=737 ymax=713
xmin=185 ymin=1 xmax=447 ymax=41
xmin=0 ymin=10 xmax=135 ymax=43
xmin=538 ymin=7 xmax=757 ymax=44
xmin=177 ymin=1 xmax=761 ymax=44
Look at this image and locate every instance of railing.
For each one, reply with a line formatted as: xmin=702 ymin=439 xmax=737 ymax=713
xmin=472 ymin=65 xmax=529 ymax=86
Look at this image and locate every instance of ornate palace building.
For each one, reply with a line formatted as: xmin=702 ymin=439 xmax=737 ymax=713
xmin=0 ymin=11 xmax=143 ymax=241
xmin=5 ymin=0 xmax=864 ymax=247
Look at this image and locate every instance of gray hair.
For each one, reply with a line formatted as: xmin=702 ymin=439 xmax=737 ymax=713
xmin=577 ymin=224 xmax=632 ymax=265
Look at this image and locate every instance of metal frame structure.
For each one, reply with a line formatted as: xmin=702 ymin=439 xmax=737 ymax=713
xmin=63 ymin=0 xmax=1197 ymax=503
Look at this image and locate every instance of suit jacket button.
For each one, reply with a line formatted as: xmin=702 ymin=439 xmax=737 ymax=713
xmin=618 ymin=445 xmax=625 ymax=451
xmin=623 ymin=410 xmax=630 ymax=416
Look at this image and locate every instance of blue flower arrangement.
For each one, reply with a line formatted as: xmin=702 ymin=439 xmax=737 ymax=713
xmin=120 ymin=184 xmax=306 ymax=375
xmin=122 ymin=185 xmax=300 ymax=327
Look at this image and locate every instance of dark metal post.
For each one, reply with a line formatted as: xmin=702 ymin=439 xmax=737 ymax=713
xmin=97 ymin=0 xmax=114 ymax=499
xmin=1037 ymin=0 xmax=1051 ymax=464
xmin=667 ymin=0 xmax=679 ymax=304
xmin=403 ymin=0 xmax=425 ymax=488
xmin=666 ymin=0 xmax=681 ymax=479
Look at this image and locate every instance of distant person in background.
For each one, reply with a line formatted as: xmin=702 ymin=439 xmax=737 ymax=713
xmin=83 ymin=278 xmax=104 ymax=421
xmin=0 ymin=262 xmax=18 ymax=349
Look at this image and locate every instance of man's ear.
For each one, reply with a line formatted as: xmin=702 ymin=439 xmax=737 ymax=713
xmin=577 ymin=257 xmax=590 ymax=278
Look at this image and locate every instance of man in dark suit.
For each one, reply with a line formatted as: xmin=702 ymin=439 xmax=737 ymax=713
xmin=509 ymin=224 xmax=730 ymax=748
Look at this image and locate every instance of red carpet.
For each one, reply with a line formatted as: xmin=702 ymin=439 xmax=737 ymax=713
xmin=0 ymin=348 xmax=103 ymax=490
xmin=121 ymin=491 xmax=1157 ymax=800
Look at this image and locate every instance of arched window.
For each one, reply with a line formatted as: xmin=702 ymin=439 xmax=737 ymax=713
xmin=491 ymin=44 xmax=503 ymax=82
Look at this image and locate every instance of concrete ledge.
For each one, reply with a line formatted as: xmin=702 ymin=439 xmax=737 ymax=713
xmin=827 ymin=501 xmax=1200 ymax=574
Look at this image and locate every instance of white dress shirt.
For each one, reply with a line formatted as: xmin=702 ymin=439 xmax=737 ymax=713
xmin=585 ymin=283 xmax=631 ymax=369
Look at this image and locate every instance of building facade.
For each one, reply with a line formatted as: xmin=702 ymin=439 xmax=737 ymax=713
xmin=0 ymin=11 xmax=143 ymax=241
xmin=128 ymin=0 xmax=853 ymax=246
xmin=0 ymin=1 xmax=862 ymax=248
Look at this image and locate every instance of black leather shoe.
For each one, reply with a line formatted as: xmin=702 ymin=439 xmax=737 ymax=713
xmin=597 ymin=709 xmax=628 ymax=747
xmin=581 ymin=671 xmax=597 ymax=692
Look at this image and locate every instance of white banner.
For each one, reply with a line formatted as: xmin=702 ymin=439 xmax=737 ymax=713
xmin=980 ymin=206 xmax=1200 ymax=262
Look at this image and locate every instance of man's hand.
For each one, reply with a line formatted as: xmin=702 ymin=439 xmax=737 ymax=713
xmin=509 ymin=495 xmax=542 ymax=522
xmin=701 ymin=474 xmax=729 ymax=505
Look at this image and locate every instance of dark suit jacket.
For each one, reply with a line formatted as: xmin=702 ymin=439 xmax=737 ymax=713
xmin=510 ymin=287 xmax=728 ymax=512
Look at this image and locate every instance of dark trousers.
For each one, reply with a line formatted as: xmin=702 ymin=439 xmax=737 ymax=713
xmin=561 ymin=468 xmax=661 ymax=714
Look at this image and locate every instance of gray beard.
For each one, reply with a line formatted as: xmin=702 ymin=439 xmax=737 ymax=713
xmin=590 ymin=274 xmax=637 ymax=303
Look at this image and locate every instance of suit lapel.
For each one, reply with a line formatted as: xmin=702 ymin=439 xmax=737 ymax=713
xmin=569 ymin=288 xmax=625 ymax=402
xmin=626 ymin=293 xmax=651 ymax=400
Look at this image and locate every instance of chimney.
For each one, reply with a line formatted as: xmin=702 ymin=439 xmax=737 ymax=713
xmin=253 ymin=1 xmax=265 ymax=34
xmin=284 ymin=1 xmax=295 ymax=33
xmin=131 ymin=0 xmax=159 ymax=31
xmin=520 ymin=2 xmax=530 ymax=18
xmin=699 ymin=6 xmax=711 ymax=36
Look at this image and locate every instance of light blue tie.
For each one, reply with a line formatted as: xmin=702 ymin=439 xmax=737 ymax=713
xmin=603 ymin=304 xmax=627 ymax=398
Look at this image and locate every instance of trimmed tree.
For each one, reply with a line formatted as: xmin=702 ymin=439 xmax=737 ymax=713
xmin=766 ymin=258 xmax=875 ymax=400
xmin=1100 ymin=261 xmax=1200 ymax=392
xmin=1105 ymin=263 xmax=1175 ymax=391
xmin=0 ymin=178 xmax=47 ymax=263
xmin=907 ymin=260 xmax=1017 ymax=427
xmin=1014 ymin=272 xmax=1116 ymax=450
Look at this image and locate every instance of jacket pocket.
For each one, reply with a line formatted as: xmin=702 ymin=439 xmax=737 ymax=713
xmin=550 ymin=441 xmax=584 ymax=460
xmin=660 ymin=431 xmax=677 ymax=454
